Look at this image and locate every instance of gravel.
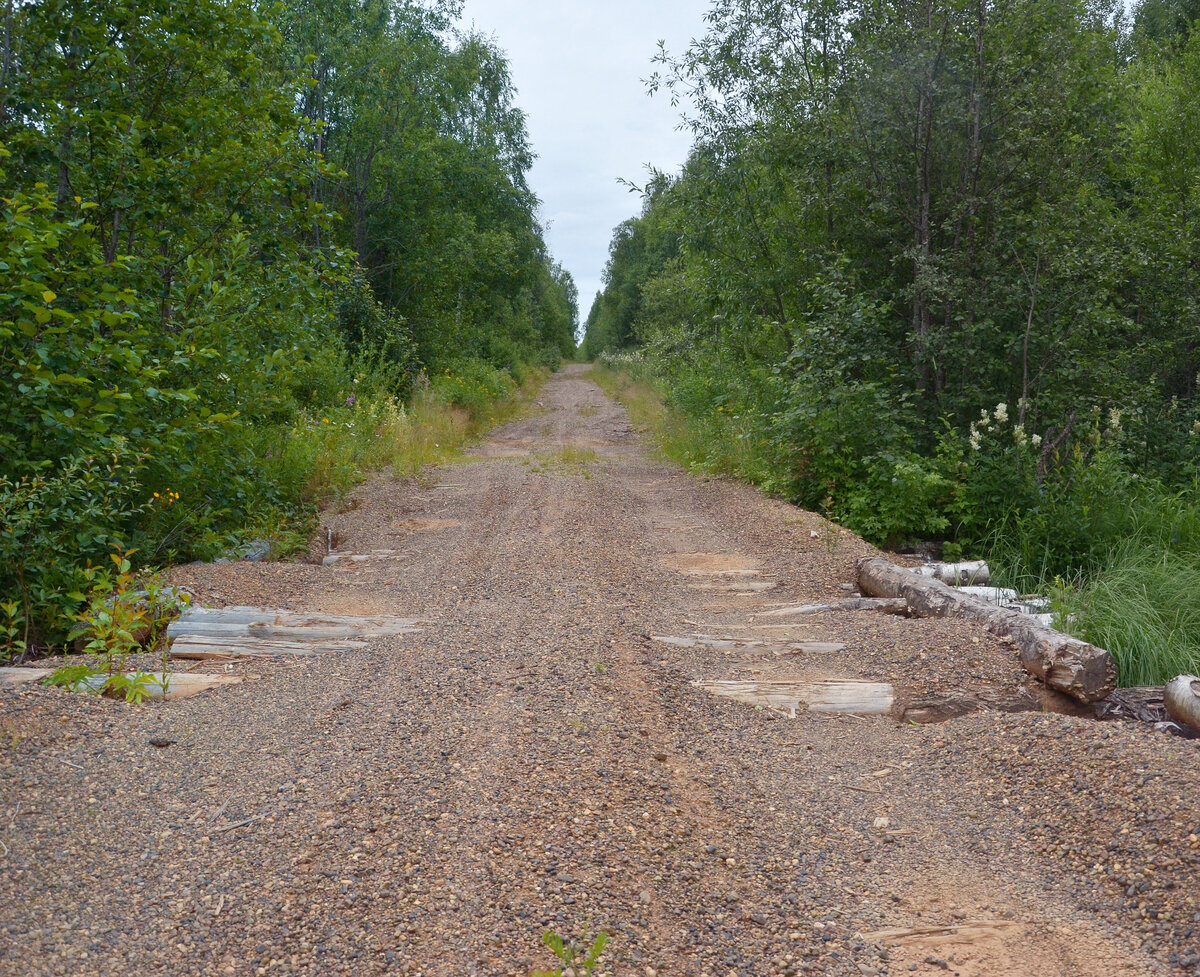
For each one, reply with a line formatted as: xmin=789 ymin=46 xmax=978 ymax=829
xmin=1 ymin=365 xmax=1196 ymax=977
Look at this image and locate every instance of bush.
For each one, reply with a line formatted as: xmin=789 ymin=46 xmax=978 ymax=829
xmin=431 ymin=359 xmax=516 ymax=415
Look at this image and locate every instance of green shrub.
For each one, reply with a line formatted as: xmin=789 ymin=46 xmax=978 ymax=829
xmin=431 ymin=359 xmax=516 ymax=415
xmin=837 ymin=454 xmax=953 ymax=548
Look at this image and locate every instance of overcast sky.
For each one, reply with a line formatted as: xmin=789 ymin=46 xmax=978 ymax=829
xmin=457 ymin=0 xmax=710 ymax=327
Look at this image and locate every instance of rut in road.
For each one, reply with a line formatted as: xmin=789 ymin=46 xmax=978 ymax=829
xmin=3 ymin=365 xmax=1197 ymax=977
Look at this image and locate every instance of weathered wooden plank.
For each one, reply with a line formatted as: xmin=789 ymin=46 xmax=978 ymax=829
xmin=653 ymin=635 xmax=846 ymax=654
xmin=169 ymin=622 xmax=418 ymax=641
xmin=170 ymin=607 xmax=422 ymax=631
xmin=0 ymin=667 xmax=241 ymax=700
xmin=694 ymin=678 xmax=894 ymax=717
xmin=755 ymin=598 xmax=909 ymax=618
xmin=686 ymin=581 xmax=778 ymax=593
xmin=321 ymin=550 xmax=404 ymax=565
xmin=0 ymin=667 xmax=53 ymax=686
xmin=169 ymin=639 xmax=344 ymax=659
xmin=166 ymin=605 xmax=422 ymax=661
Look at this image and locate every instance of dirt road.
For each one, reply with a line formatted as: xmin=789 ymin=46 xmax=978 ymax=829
xmin=3 ymin=365 xmax=1198 ymax=977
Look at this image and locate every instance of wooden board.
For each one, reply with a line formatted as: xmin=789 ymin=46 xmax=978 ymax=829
xmin=694 ymin=678 xmax=894 ymax=717
xmin=686 ymin=581 xmax=778 ymax=593
xmin=321 ymin=550 xmax=405 ymax=565
xmin=653 ymin=634 xmax=846 ymax=654
xmin=754 ymin=598 xmax=909 ymax=619
xmin=167 ymin=606 xmax=422 ymax=660
xmin=0 ymin=667 xmax=241 ymax=700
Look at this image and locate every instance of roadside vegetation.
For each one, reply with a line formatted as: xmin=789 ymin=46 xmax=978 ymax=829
xmin=0 ymin=0 xmax=575 ymax=655
xmin=582 ymin=0 xmax=1200 ymax=686
xmin=585 ymin=0 xmax=1200 ymax=686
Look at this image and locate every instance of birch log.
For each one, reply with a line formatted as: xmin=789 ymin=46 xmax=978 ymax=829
xmin=856 ymin=557 xmax=1117 ymax=703
xmin=912 ymin=560 xmax=991 ymax=585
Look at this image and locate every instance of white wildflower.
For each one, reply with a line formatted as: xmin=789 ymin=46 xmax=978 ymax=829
xmin=1031 ymin=434 xmax=1043 ymax=448
xmin=1013 ymin=424 xmax=1027 ymax=446
xmin=993 ymin=402 xmax=1009 ymax=424
xmin=968 ymin=425 xmax=983 ymax=452
xmin=1109 ymin=408 xmax=1122 ymax=432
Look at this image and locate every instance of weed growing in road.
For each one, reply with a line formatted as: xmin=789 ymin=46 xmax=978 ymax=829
xmin=533 ymin=927 xmax=610 ymax=977
xmin=528 ymin=445 xmax=601 ymax=476
xmin=47 ymin=549 xmax=186 ymax=702
xmin=272 ymin=369 xmax=549 ymax=507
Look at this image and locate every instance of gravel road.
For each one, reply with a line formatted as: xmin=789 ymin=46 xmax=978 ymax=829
xmin=2 ymin=365 xmax=1198 ymax=977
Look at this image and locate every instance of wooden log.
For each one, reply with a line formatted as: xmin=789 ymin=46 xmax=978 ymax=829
xmin=1164 ymin=675 xmax=1200 ymax=733
xmin=856 ymin=557 xmax=1117 ymax=703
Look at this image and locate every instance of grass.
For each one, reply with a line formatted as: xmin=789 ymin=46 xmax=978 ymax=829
xmin=585 ymin=364 xmax=776 ymax=486
xmin=269 ymin=368 xmax=548 ymax=510
xmin=1049 ymin=539 xmax=1200 ymax=688
xmin=528 ymin=444 xmax=601 ymax=475
xmin=989 ymin=483 xmax=1200 ymax=687
xmin=585 ymin=366 xmax=667 ymax=436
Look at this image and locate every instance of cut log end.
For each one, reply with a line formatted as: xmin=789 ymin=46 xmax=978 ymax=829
xmin=1163 ymin=675 xmax=1200 ymax=733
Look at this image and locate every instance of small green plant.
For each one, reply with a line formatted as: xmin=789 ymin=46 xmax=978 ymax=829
xmin=47 ymin=547 xmax=180 ymax=703
xmin=0 ymin=600 xmax=27 ymax=662
xmin=532 ymin=926 xmax=610 ymax=977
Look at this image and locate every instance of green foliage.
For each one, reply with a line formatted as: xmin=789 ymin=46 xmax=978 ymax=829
xmin=0 ymin=452 xmax=149 ymax=643
xmin=586 ymin=0 xmax=1200 ymax=688
xmin=49 ymin=548 xmax=186 ymax=703
xmin=0 ymin=0 xmax=574 ymax=647
xmin=277 ymin=0 xmax=577 ymax=371
xmin=532 ymin=927 xmax=610 ymax=977
xmin=1070 ymin=539 xmax=1200 ymax=687
xmin=431 ymin=360 xmax=517 ymax=414
xmin=0 ymin=601 xmax=26 ymax=662
xmin=838 ymin=457 xmax=953 ymax=550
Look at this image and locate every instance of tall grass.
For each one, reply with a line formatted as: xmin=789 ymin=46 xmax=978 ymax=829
xmin=585 ymin=364 xmax=775 ymax=485
xmin=966 ymin=482 xmax=1200 ymax=687
xmin=268 ymin=367 xmax=546 ymax=509
xmin=1067 ymin=540 xmax=1200 ymax=687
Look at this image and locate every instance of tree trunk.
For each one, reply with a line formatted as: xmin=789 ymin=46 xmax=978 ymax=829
xmin=856 ymin=557 xmax=1117 ymax=703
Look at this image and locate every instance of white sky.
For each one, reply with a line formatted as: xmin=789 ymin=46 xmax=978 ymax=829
xmin=457 ymin=0 xmax=710 ymax=326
